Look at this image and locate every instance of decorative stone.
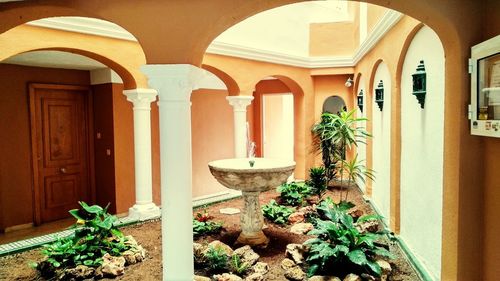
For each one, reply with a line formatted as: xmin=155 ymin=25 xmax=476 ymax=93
xmin=213 ymin=273 xmax=244 ymax=281
xmin=245 ymin=272 xmax=264 ymax=281
xmin=233 ymin=245 xmax=260 ymax=266
xmin=281 ymin=258 xmax=296 ymax=271
xmin=308 ymin=276 xmax=341 ymax=281
xmin=284 ymin=266 xmax=306 ymax=281
xmin=123 ymin=245 xmax=147 ymax=265
xmin=343 ymin=273 xmax=361 ymax=281
xmin=194 ymin=275 xmax=212 ymax=281
xmin=203 ymin=240 xmax=233 ymax=256
xmin=101 ymin=253 xmax=126 ymax=276
xmin=220 ymin=208 xmax=241 ymax=215
xmin=124 ymin=235 xmax=138 ymax=247
xmin=360 ymin=273 xmax=376 ymax=281
xmin=348 ymin=208 xmax=364 ymax=220
xmin=288 ymin=212 xmax=305 ymax=224
xmin=194 ymin=242 xmax=206 ymax=264
xmin=251 ymin=262 xmax=269 ymax=275
xmin=286 ymin=244 xmax=307 ymax=264
xmin=290 ymin=223 xmax=314 ymax=235
xmin=355 ymin=220 xmax=379 ymax=233
xmin=376 ymin=259 xmax=392 ymax=274
xmin=298 ymin=205 xmax=316 ymax=215
xmin=62 ymin=265 xmax=95 ymax=279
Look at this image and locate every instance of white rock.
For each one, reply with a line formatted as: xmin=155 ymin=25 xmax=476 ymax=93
xmin=286 ymin=244 xmax=307 ymax=264
xmin=284 ymin=266 xmax=306 ymax=281
xmin=251 ymin=262 xmax=269 ymax=275
xmin=245 ymin=272 xmax=264 ymax=281
xmin=220 ymin=208 xmax=241 ymax=215
xmin=281 ymin=258 xmax=296 ymax=271
xmin=194 ymin=275 xmax=211 ymax=281
xmin=376 ymin=259 xmax=392 ymax=274
xmin=343 ymin=273 xmax=361 ymax=281
xmin=213 ymin=273 xmax=243 ymax=281
xmin=101 ymin=253 xmax=126 ymax=276
xmin=308 ymin=276 xmax=341 ymax=281
xmin=233 ymin=245 xmax=259 ymax=266
xmin=290 ymin=223 xmax=314 ymax=235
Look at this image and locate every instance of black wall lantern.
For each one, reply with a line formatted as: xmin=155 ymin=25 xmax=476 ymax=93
xmin=375 ymin=80 xmax=384 ymax=111
xmin=412 ymin=60 xmax=427 ymax=109
xmin=357 ymin=89 xmax=364 ymax=113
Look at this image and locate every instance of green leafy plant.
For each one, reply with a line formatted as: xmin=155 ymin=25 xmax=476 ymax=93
xmin=277 ymin=182 xmax=312 ymax=206
xmin=307 ymin=167 xmax=328 ymax=200
xmin=312 ymin=109 xmax=371 ymax=202
xmin=34 ymin=202 xmax=130 ymax=277
xmin=304 ymin=201 xmax=392 ymax=277
xmin=205 ymin=245 xmax=229 ymax=272
xmin=262 ymin=200 xmax=294 ymax=225
xmin=193 ymin=219 xmax=222 ymax=237
xmin=339 ymin=154 xmax=375 ymax=201
xmin=230 ymin=254 xmax=249 ymax=275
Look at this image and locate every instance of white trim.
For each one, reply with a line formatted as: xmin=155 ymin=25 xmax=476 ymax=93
xmin=25 ymin=10 xmax=402 ymax=68
xmin=192 ymin=190 xmax=242 ymax=208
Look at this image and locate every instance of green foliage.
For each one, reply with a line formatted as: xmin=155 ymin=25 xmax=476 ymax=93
xmin=277 ymin=182 xmax=312 ymax=206
xmin=230 ymin=254 xmax=249 ymax=275
xmin=312 ymin=109 xmax=372 ymax=202
xmin=307 ymin=167 xmax=328 ymax=199
xmin=193 ymin=219 xmax=222 ymax=237
xmin=205 ymin=245 xmax=229 ymax=272
xmin=262 ymin=200 xmax=294 ymax=225
xmin=304 ymin=201 xmax=392 ymax=277
xmin=339 ymin=154 xmax=375 ymax=201
xmin=34 ymin=202 xmax=130 ymax=276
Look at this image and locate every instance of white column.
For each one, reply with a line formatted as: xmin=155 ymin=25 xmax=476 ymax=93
xmin=141 ymin=64 xmax=204 ymax=281
xmin=226 ymin=95 xmax=254 ymax=158
xmin=123 ymin=88 xmax=161 ymax=221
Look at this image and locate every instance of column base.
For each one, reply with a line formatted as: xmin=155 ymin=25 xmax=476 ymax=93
xmin=128 ymin=203 xmax=161 ymax=221
xmin=236 ymin=231 xmax=269 ymax=248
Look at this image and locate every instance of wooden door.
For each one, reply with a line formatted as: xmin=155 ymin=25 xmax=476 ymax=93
xmin=29 ymin=84 xmax=93 ymax=224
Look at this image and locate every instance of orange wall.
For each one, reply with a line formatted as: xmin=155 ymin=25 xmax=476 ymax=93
xmin=0 ymin=64 xmax=90 ymax=230
xmin=191 ymin=89 xmax=234 ymax=198
xmin=481 ymin=0 xmax=500 ymax=280
xmin=92 ymin=83 xmax=117 ymax=214
xmin=367 ymin=4 xmax=387 ymax=33
xmin=309 ymin=21 xmax=359 ymax=57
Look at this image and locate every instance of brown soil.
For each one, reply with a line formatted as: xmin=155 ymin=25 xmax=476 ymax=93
xmin=0 ymin=188 xmax=421 ymax=281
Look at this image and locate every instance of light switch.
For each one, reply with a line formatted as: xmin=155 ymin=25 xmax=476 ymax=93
xmin=106 ymin=149 xmax=111 ymax=156
xmin=97 ymin=132 xmax=102 ymax=139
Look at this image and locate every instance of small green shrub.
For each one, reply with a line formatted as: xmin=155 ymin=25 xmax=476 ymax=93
xmin=262 ymin=200 xmax=294 ymax=224
xmin=193 ymin=219 xmax=222 ymax=236
xmin=230 ymin=254 xmax=249 ymax=275
xmin=277 ymin=182 xmax=312 ymax=206
xmin=304 ymin=200 xmax=392 ymax=277
xmin=205 ymin=245 xmax=228 ymax=272
xmin=307 ymin=167 xmax=328 ymax=199
xmin=34 ymin=202 xmax=130 ymax=277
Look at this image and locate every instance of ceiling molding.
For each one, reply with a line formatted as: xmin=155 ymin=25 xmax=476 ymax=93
xmin=25 ymin=10 xmax=402 ymax=69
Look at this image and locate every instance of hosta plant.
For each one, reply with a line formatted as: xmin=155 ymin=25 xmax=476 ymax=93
xmin=262 ymin=200 xmax=294 ymax=225
xmin=304 ymin=201 xmax=393 ymax=277
xmin=277 ymin=181 xmax=312 ymax=206
xmin=34 ymin=202 xmax=130 ymax=278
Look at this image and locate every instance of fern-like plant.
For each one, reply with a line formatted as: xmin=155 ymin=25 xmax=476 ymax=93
xmin=262 ymin=200 xmax=294 ymax=225
xmin=307 ymin=167 xmax=328 ymax=200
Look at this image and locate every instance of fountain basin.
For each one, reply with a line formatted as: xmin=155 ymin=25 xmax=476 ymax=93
xmin=208 ymin=158 xmax=296 ymax=192
xmin=208 ymin=158 xmax=295 ymax=247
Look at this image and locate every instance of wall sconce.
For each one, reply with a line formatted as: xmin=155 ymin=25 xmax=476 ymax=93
xmin=345 ymin=77 xmax=353 ymax=87
xmin=375 ymin=80 xmax=384 ymax=111
xmin=412 ymin=60 xmax=426 ymax=109
xmin=357 ymin=89 xmax=364 ymax=113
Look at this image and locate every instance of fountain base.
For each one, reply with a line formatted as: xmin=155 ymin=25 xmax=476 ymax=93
xmin=236 ymin=230 xmax=269 ymax=248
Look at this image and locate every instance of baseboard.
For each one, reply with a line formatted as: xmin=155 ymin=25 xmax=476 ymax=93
xmin=192 ymin=190 xmax=242 ymax=208
xmin=4 ymin=222 xmax=34 ymax=233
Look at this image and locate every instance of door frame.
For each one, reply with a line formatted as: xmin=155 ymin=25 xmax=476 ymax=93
xmin=28 ymin=83 xmax=96 ymax=226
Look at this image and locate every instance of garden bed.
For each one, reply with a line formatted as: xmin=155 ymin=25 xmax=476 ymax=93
xmin=0 ymin=188 xmax=420 ymax=280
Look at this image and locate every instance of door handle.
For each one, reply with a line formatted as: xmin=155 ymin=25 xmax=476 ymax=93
xmin=60 ymin=167 xmax=67 ymax=174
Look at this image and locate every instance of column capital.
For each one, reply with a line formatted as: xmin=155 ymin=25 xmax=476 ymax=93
xmin=123 ymin=88 xmax=158 ymax=109
xmin=140 ymin=64 xmax=205 ymax=102
xmin=226 ymin=95 xmax=254 ymax=111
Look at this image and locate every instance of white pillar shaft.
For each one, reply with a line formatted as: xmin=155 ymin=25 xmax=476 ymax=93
xmin=124 ymin=89 xmax=160 ymax=220
xmin=141 ymin=64 xmax=204 ymax=281
xmin=227 ymin=96 xmax=254 ymax=158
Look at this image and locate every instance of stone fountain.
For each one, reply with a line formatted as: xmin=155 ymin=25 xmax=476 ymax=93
xmin=208 ymin=157 xmax=295 ymax=247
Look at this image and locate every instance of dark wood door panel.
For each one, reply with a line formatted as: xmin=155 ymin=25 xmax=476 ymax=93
xmin=30 ymin=84 xmax=93 ymax=224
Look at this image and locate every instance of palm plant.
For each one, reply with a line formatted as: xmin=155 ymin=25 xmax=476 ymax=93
xmin=312 ymin=109 xmax=371 ymax=202
xmin=339 ymin=154 xmax=375 ymax=202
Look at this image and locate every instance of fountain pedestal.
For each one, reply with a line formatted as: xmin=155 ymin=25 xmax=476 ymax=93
xmin=208 ymin=158 xmax=295 ymax=247
xmin=237 ymin=191 xmax=269 ymax=247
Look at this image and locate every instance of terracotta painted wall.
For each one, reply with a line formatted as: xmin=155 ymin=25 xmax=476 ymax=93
xmin=0 ymin=64 xmax=90 ymax=230
xmin=481 ymin=0 xmax=500 ymax=280
xmin=191 ymin=89 xmax=235 ymax=198
xmin=367 ymin=4 xmax=387 ymax=33
xmin=92 ymin=83 xmax=117 ymax=214
xmin=309 ymin=21 xmax=359 ymax=57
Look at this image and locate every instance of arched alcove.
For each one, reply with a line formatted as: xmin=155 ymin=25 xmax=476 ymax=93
xmin=322 ymin=95 xmax=346 ymax=114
